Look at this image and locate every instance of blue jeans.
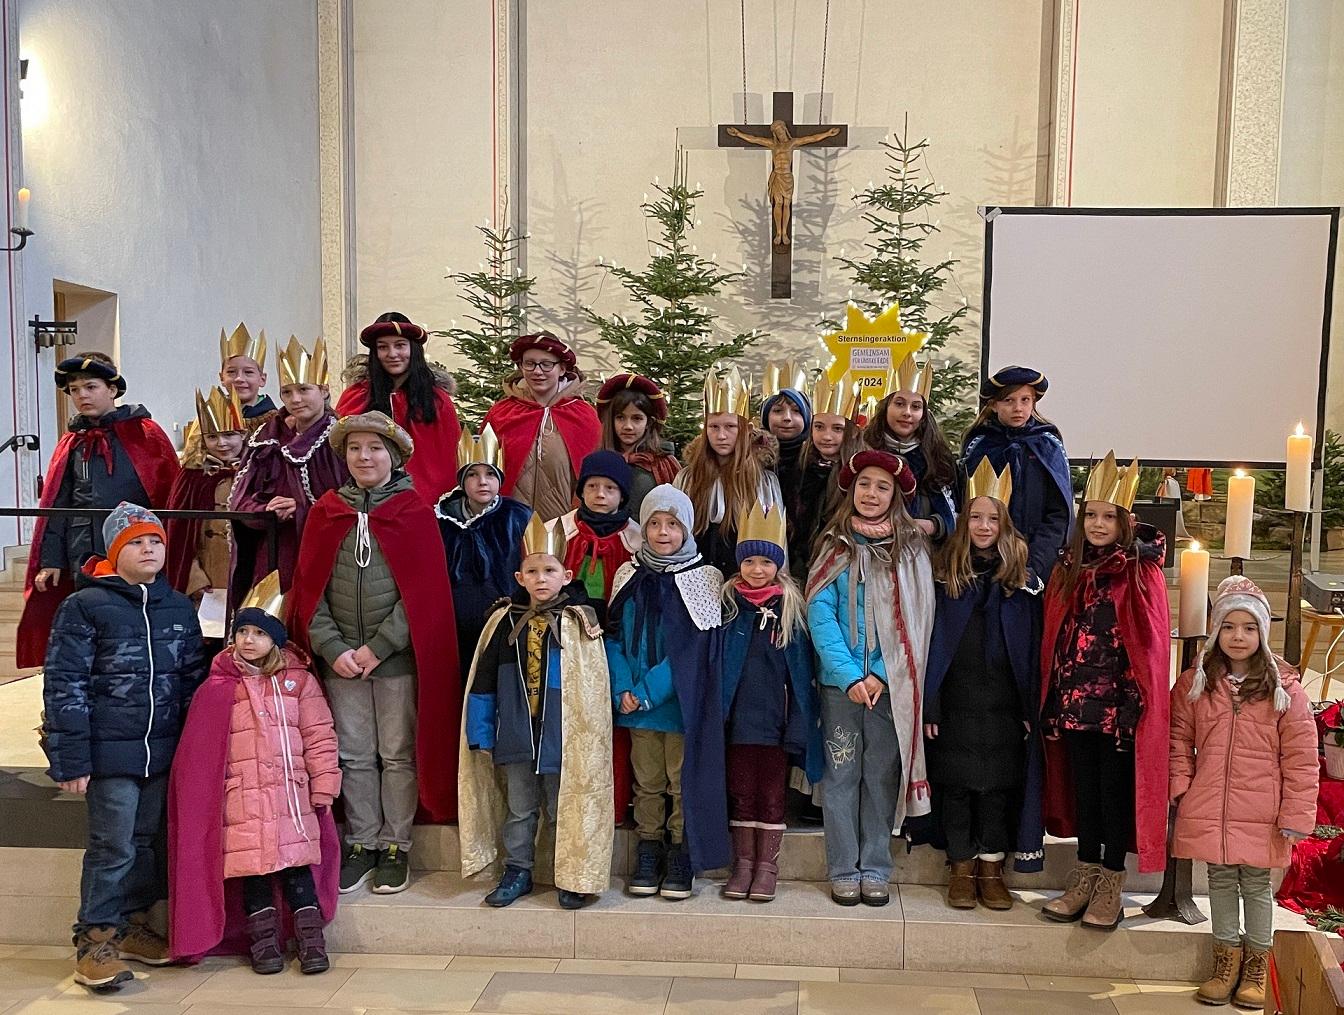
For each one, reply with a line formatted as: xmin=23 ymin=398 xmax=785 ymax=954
xmin=501 ymin=763 xmax=561 ymax=872
xmin=76 ymin=773 xmax=168 ymax=933
xmin=819 ymin=685 xmax=901 ymax=883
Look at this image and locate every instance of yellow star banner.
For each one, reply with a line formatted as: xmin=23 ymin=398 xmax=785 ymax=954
xmin=820 ymin=303 xmax=928 ymax=399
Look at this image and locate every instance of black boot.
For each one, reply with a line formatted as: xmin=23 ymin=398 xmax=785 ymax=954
xmin=628 ymin=839 xmax=665 ymax=896
xmin=661 ymin=842 xmax=693 ymax=900
xmin=246 ymin=907 xmax=285 ymax=975
xmin=292 ymin=906 xmax=329 ymax=975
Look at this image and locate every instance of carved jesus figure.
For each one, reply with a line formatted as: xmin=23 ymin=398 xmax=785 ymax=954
xmin=726 ymin=120 xmax=841 ymax=247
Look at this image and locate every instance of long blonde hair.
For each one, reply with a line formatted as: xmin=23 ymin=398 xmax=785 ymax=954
xmin=935 ymin=496 xmax=1028 ymax=598
xmin=680 ymin=421 xmax=766 ymax=539
xmin=234 ymin=642 xmax=286 ymax=676
xmin=811 ymin=479 xmax=925 ymax=573
xmin=721 ymin=571 xmax=807 ymax=647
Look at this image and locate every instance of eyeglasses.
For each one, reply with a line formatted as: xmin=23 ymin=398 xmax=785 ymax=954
xmin=521 ymin=359 xmax=560 ymax=372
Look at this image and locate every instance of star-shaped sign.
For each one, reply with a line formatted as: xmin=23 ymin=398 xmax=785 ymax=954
xmin=821 ymin=304 xmax=929 ymax=395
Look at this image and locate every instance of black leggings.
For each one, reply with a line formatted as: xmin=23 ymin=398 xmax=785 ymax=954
xmin=240 ymin=865 xmax=319 ymax=916
xmin=1065 ymin=731 xmax=1134 ymax=872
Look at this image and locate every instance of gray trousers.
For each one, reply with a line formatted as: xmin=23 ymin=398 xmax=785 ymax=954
xmin=502 ymin=763 xmax=561 ymax=872
xmin=1208 ymin=863 xmax=1274 ymax=950
xmin=327 ymin=672 xmax=418 ymax=850
xmin=819 ymin=684 xmax=901 ymax=883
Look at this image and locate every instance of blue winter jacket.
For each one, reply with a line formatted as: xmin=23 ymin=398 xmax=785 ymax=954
xmin=806 ymin=541 xmax=889 ymax=693
xmin=42 ymin=563 xmax=207 ymax=782
xmin=606 ymin=590 xmax=683 ymax=733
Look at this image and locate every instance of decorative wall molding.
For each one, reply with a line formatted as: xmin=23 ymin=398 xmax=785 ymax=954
xmin=5 ymin=0 xmax=34 ymax=530
xmin=1048 ymin=0 xmax=1078 ymax=206
xmin=316 ymin=0 xmax=356 ymax=386
xmin=1224 ymin=0 xmax=1286 ymax=206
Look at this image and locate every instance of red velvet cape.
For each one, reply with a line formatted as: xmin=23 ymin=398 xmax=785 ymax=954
xmin=164 ymin=466 xmax=236 ymax=595
xmin=168 ymin=647 xmax=341 ymax=961
xmin=17 ymin=418 xmax=180 ymax=667
xmin=288 ymin=486 xmax=460 ymax=821
xmin=481 ymin=393 xmax=601 ymax=497
xmin=1040 ymin=549 xmax=1171 ymax=873
xmin=335 ymin=382 xmax=462 ymax=503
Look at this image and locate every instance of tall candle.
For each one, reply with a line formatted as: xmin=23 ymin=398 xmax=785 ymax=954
xmin=1286 ymin=422 xmax=1312 ymax=512
xmin=1178 ymin=540 xmax=1210 ymax=637
xmin=1224 ymin=470 xmax=1255 ymax=559
xmin=15 ymin=187 xmax=29 ymax=230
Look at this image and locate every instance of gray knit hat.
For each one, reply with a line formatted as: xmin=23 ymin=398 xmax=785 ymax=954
xmin=1190 ymin=575 xmax=1289 ymax=711
xmin=638 ymin=484 xmax=698 ymax=559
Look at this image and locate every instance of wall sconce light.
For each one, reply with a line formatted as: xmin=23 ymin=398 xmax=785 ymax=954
xmin=2 ymin=188 xmax=32 ymax=251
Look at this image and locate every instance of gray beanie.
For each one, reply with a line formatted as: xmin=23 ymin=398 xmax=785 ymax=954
xmin=1190 ymin=575 xmax=1289 ymax=711
xmin=638 ymin=483 xmax=699 ymax=563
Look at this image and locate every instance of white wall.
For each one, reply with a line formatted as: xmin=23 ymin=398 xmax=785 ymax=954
xmin=17 ymin=0 xmax=323 ymax=459
xmin=0 ymin=0 xmax=25 ymax=547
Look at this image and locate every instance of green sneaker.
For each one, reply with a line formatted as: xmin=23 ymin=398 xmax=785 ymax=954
xmin=339 ymin=843 xmax=378 ymax=894
xmin=372 ymin=845 xmax=410 ymax=894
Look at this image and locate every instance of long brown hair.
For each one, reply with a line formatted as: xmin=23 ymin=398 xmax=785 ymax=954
xmin=680 ymin=419 xmax=765 ymax=539
xmin=800 ymin=417 xmax=864 ymax=470
xmin=1054 ymin=501 xmax=1134 ymax=601
xmin=935 ymin=496 xmax=1029 ymax=598
xmin=863 ymin=393 xmax=957 ymax=488
xmin=600 ymin=388 xmax=666 ymax=456
xmin=1199 ymin=642 xmax=1276 ymax=705
xmin=811 ymin=473 xmax=925 ymax=571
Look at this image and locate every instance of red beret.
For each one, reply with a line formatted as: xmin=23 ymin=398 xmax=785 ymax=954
xmin=360 ymin=317 xmax=427 ymax=347
xmin=838 ymin=449 xmax=917 ymax=502
xmin=509 ymin=332 xmax=576 ymax=369
xmin=595 ymin=373 xmax=668 ymax=421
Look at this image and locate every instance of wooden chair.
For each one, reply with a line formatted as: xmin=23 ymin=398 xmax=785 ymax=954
xmin=1301 ymin=603 xmax=1344 ymax=700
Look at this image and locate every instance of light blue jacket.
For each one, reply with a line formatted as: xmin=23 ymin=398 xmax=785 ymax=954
xmin=606 ymin=595 xmax=684 ymax=733
xmin=806 ymin=551 xmax=889 ymax=693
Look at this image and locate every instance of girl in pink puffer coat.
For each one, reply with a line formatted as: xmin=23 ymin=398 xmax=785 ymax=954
xmin=1169 ymin=576 xmax=1318 ymax=1010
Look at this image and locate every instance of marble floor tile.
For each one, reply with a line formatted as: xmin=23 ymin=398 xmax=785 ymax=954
xmin=0 ymin=959 xmax=78 ymax=1004
xmin=9 ymin=947 xmax=74 ymax=960
xmin=665 ymin=976 xmax=799 ymax=1015
xmin=59 ymin=965 xmax=215 ymax=1005
xmin=328 ymin=952 xmax=454 ymax=970
xmin=4 ymin=1000 xmax=185 ymax=1015
xmin=736 ymin=964 xmax=838 ymax=982
xmin=1109 ymin=992 xmax=1219 ymax=1014
xmin=799 ymin=980 xmax=980 ymax=1014
xmin=469 ymin=971 xmax=672 ymax=1015
xmin=176 ymin=963 xmax=355 ymax=1007
xmin=555 ymin=959 xmax=735 ymax=978
xmin=1024 ymin=974 xmax=1140 ymax=995
xmin=448 ymin=956 xmax=559 ymax=973
xmin=183 ymin=1007 xmax=366 ymax=1015
xmin=324 ymin=967 xmax=493 ymax=1011
xmin=839 ymin=968 xmax=1029 ymax=988
xmin=1133 ymin=980 xmax=1200 ymax=995
xmin=973 ymin=987 xmax=1117 ymax=1014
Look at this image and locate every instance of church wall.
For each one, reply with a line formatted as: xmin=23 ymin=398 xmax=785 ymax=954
xmin=16 ymin=0 xmax=323 ymax=455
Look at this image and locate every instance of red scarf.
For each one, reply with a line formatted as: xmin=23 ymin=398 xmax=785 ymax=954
xmin=626 ymin=449 xmax=681 ymax=487
xmin=733 ymin=579 xmax=782 ymax=607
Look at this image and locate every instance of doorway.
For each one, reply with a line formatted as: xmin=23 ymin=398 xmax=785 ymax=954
xmin=50 ymin=282 xmax=118 ymax=436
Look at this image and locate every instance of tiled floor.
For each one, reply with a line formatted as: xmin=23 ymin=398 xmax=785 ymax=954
xmin=0 ymin=946 xmax=1232 ymax=1014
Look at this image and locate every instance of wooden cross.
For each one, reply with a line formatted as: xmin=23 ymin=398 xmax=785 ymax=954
xmin=719 ymin=91 xmax=849 ymax=299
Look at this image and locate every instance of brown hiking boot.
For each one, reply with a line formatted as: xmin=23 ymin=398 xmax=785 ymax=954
xmin=1197 ymin=939 xmax=1242 ymax=1006
xmin=1042 ymin=862 xmax=1101 ymax=922
xmin=75 ymin=927 xmax=134 ymax=989
xmin=1232 ymin=946 xmax=1267 ymax=1010
xmin=947 ymin=859 xmax=977 ymax=909
xmin=1081 ymin=866 xmax=1125 ymax=930
xmin=117 ymin=915 xmax=173 ymax=966
xmin=975 ymin=858 xmax=1014 ymax=911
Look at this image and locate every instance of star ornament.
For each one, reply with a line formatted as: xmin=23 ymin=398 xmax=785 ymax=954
xmin=820 ymin=303 xmax=929 ymax=398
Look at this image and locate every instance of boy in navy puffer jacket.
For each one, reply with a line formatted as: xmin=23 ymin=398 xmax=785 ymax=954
xmin=42 ymin=502 xmax=206 ymax=990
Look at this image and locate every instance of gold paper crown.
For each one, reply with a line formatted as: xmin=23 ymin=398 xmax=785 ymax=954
xmin=219 ymin=322 xmax=267 ymax=370
xmin=965 ymin=457 xmax=1013 ymax=507
xmin=277 ymin=336 xmax=329 ymax=388
xmin=736 ymin=500 xmax=787 ymax=552
xmin=703 ymin=365 xmax=752 ymax=419
xmin=762 ymin=360 xmax=809 ymax=399
xmin=457 ymin=424 xmax=504 ymax=472
xmin=194 ymin=386 xmax=245 ymax=436
xmin=1082 ymin=451 xmax=1141 ymax=511
xmin=811 ymin=372 xmax=861 ymax=420
xmin=890 ymin=356 xmax=934 ymax=400
xmin=238 ymin=570 xmax=285 ymax=621
xmin=521 ymin=513 xmax=567 ymax=560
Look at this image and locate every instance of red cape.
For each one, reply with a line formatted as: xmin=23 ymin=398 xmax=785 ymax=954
xmin=164 ymin=466 xmax=236 ymax=595
xmin=17 ymin=417 xmax=180 ymax=668
xmin=168 ymin=647 xmax=341 ymax=961
xmin=335 ymin=382 xmax=462 ymax=503
xmin=482 ymin=393 xmax=601 ymax=497
xmin=288 ymin=485 xmax=460 ymax=821
xmin=1040 ymin=546 xmax=1171 ymax=873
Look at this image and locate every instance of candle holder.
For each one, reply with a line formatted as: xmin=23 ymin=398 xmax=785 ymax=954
xmin=1285 ymin=510 xmax=1308 ymax=667
xmin=1143 ymin=635 xmax=1208 ymax=926
xmin=1 ymin=226 xmax=33 ymax=252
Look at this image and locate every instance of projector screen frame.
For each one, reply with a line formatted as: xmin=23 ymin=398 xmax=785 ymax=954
xmin=979 ymin=205 xmax=1340 ymax=469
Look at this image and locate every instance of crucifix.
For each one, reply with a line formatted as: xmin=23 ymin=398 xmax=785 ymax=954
xmin=719 ymin=91 xmax=849 ymax=299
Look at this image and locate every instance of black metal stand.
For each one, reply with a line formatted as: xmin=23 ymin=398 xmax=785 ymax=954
xmin=1 ymin=226 xmax=33 ymax=252
xmin=1285 ymin=511 xmax=1307 ymax=667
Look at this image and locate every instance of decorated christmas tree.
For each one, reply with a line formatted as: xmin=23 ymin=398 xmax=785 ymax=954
xmin=587 ymin=148 xmax=760 ymax=449
xmin=832 ymin=123 xmax=977 ymax=436
xmin=439 ymin=218 xmax=537 ymax=428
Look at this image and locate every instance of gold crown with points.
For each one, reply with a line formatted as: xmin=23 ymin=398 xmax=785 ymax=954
xmin=965 ymin=457 xmax=1014 ymax=507
xmin=762 ymin=359 xmax=809 ymax=400
xmin=219 ymin=322 xmax=267 ymax=370
xmin=737 ymin=500 xmax=787 ymax=552
xmin=238 ymin=570 xmax=285 ymax=621
xmin=521 ymin=512 xmax=568 ymax=560
xmin=811 ymin=372 xmax=861 ymax=420
xmin=703 ymin=365 xmax=752 ymax=419
xmin=278 ymin=336 xmax=329 ymax=388
xmin=889 ymin=356 xmax=934 ymax=400
xmin=1082 ymin=451 xmax=1141 ymax=512
xmin=457 ymin=424 xmax=504 ymax=471
xmin=194 ymin=386 xmax=245 ymax=435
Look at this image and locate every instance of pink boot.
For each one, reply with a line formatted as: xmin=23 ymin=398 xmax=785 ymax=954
xmin=722 ymin=825 xmax=756 ymax=900
xmin=749 ymin=828 xmax=784 ymax=902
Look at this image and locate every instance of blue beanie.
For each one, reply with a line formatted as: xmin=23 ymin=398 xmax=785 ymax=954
xmin=577 ymin=449 xmax=633 ymax=502
xmin=233 ymin=607 xmax=288 ymax=648
xmin=736 ymin=538 xmax=786 ymax=569
xmin=761 ymin=389 xmax=812 ymax=431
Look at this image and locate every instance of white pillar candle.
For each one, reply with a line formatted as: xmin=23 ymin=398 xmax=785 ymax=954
xmin=1224 ymin=470 xmax=1255 ymax=559
xmin=15 ymin=187 xmax=29 ymax=230
xmin=1178 ymin=540 xmax=1210 ymax=637
xmin=1285 ymin=422 xmax=1312 ymax=512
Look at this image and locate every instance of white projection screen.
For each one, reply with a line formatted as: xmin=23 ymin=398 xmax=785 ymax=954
xmin=981 ymin=208 xmax=1338 ymax=467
